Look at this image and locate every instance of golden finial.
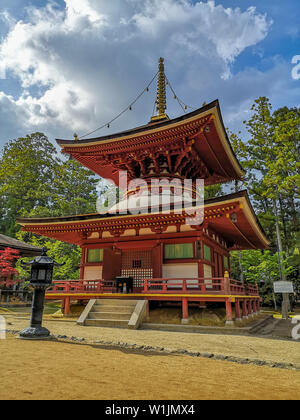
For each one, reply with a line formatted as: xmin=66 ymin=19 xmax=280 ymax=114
xmin=73 ymin=133 xmax=79 ymax=141
xmin=151 ymin=58 xmax=169 ymax=122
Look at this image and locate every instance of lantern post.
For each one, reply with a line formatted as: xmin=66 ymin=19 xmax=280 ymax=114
xmin=19 ymin=247 xmax=64 ymax=340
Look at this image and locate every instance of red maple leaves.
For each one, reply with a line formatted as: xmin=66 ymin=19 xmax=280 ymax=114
xmin=0 ymin=247 xmax=20 ymax=277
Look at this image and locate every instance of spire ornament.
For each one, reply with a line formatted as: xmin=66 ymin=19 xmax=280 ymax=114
xmin=151 ymin=58 xmax=169 ymax=122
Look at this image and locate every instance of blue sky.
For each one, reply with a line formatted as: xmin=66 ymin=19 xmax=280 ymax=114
xmin=0 ymin=0 xmax=299 ymax=147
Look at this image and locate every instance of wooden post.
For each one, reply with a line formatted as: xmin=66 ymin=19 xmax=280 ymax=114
xmin=143 ymin=278 xmax=148 ymax=293
xmin=242 ymin=299 xmax=248 ymax=319
xmin=235 ymin=299 xmax=241 ymax=321
xmin=225 ymin=299 xmax=234 ymax=326
xmin=282 ymin=293 xmax=289 ymax=320
xmin=64 ymin=297 xmax=70 ymax=316
xmin=162 ymin=280 xmax=167 ymax=292
xmin=248 ymin=300 xmax=253 ymax=317
xmin=224 ymin=271 xmax=230 ymax=294
xmin=181 ymin=298 xmax=189 ymax=324
xmin=257 ymin=299 xmax=261 ymax=313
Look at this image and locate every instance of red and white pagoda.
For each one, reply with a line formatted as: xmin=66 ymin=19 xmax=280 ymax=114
xmin=18 ymin=59 xmax=269 ymax=324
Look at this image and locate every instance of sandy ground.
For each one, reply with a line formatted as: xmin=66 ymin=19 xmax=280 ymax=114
xmin=2 ymin=314 xmax=300 ymax=366
xmin=0 ymin=334 xmax=300 ymax=400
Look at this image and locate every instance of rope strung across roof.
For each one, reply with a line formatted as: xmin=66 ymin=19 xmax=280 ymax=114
xmin=77 ymin=58 xmax=196 ymax=141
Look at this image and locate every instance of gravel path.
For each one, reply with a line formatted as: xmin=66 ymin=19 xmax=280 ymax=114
xmin=4 ymin=315 xmax=300 ymax=367
xmin=1 ymin=334 xmax=300 ymax=400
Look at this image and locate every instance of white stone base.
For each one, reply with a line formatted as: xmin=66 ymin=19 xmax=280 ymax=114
xmin=181 ymin=318 xmax=189 ymax=325
xmin=225 ymin=320 xmax=234 ymax=326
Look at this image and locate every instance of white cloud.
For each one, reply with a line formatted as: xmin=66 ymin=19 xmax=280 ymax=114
xmin=0 ymin=0 xmax=273 ymax=145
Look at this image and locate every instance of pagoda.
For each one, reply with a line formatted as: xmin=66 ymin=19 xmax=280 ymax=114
xmin=18 ymin=59 xmax=269 ymax=325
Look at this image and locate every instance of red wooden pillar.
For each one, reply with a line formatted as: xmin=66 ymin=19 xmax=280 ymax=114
xmin=242 ymin=299 xmax=248 ymax=319
xmin=257 ymin=299 xmax=261 ymax=313
xmin=64 ymin=297 xmax=70 ymax=316
xmin=198 ymin=261 xmax=204 ymax=278
xmin=235 ymin=299 xmax=241 ymax=321
xmin=225 ymin=299 xmax=234 ymax=326
xmin=181 ymin=298 xmax=189 ymax=324
xmin=79 ymin=248 xmax=86 ymax=280
xmin=152 ymin=243 xmax=163 ymax=278
xmin=247 ymin=300 xmax=253 ymax=317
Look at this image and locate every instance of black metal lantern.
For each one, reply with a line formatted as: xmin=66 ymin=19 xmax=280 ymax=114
xmin=28 ymin=250 xmax=56 ymax=286
xmin=19 ymin=247 xmax=64 ymax=340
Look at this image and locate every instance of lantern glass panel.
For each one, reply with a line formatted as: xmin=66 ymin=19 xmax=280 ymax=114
xmin=38 ymin=269 xmax=46 ymax=281
xmin=31 ymin=269 xmax=38 ymax=281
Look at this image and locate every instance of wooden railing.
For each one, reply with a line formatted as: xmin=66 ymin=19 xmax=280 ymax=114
xmin=142 ymin=277 xmax=258 ymax=296
xmin=47 ymin=280 xmax=116 ymax=294
xmin=46 ymin=278 xmax=259 ymax=296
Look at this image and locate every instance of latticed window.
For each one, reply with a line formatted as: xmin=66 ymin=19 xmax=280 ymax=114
xmin=203 ymin=245 xmax=211 ymax=262
xmin=121 ymin=250 xmax=153 ymax=288
xmin=164 ymin=243 xmax=194 ymax=259
xmin=132 ymin=260 xmax=142 ymax=268
xmin=87 ymin=249 xmax=104 ymax=263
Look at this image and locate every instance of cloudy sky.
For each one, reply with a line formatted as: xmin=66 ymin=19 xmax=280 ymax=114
xmin=0 ymin=0 xmax=299 ymax=148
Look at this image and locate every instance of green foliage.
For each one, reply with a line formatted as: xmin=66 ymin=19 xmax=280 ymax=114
xmin=229 ymin=99 xmax=299 ymax=305
xmin=16 ymin=231 xmax=81 ymax=280
xmin=0 ymin=133 xmax=57 ymax=235
xmin=230 ymin=98 xmax=299 ymax=254
xmin=0 ymin=132 xmax=98 ymax=279
xmin=204 ymin=184 xmax=224 ymax=200
xmin=230 ymin=250 xmax=299 ymax=306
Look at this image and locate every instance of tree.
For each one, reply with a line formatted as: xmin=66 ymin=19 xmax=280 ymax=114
xmin=0 ymin=133 xmax=58 ymax=235
xmin=230 ymin=99 xmax=299 ymax=286
xmin=16 ymin=232 xmax=81 ymax=281
xmin=204 ymin=184 xmax=224 ymax=200
xmin=52 ymin=158 xmax=98 ymax=216
xmin=230 ymin=250 xmax=298 ymax=307
xmin=0 ymin=133 xmax=99 ymax=280
xmin=0 ymin=247 xmax=20 ymax=278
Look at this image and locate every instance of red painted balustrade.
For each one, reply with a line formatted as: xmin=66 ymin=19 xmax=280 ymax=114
xmin=46 ymin=278 xmax=259 ymax=296
xmin=142 ymin=277 xmax=251 ymax=295
xmin=47 ymin=279 xmax=115 ymax=294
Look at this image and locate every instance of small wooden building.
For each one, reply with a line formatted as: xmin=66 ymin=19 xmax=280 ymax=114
xmin=0 ymin=234 xmax=42 ymax=288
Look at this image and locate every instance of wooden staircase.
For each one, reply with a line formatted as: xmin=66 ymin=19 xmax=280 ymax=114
xmin=83 ymin=299 xmax=139 ymax=328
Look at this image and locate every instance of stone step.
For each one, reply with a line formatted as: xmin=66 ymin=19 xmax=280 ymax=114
xmin=93 ymin=305 xmax=135 ymax=313
xmin=88 ymin=312 xmax=131 ymax=320
xmin=85 ymin=319 xmax=129 ymax=328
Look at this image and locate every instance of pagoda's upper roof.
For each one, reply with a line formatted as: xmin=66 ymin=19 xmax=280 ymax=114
xmin=57 ymin=100 xmax=245 ymax=186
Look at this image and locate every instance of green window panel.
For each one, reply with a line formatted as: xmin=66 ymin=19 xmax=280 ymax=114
xmin=164 ymin=243 xmax=194 ymax=259
xmin=204 ymin=245 xmax=211 ymax=262
xmin=87 ymin=249 xmax=104 ymax=263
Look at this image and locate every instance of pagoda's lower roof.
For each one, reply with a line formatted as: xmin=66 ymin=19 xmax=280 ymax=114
xmin=17 ymin=191 xmax=269 ymax=251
